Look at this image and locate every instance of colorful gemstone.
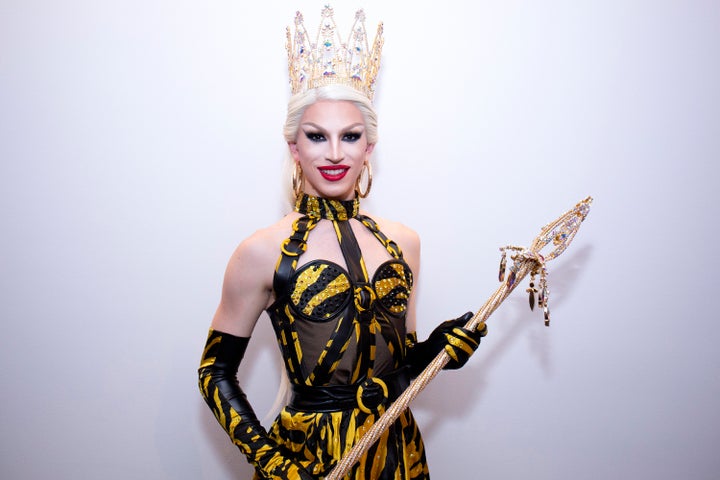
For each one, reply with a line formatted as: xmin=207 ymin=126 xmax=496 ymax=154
xmin=498 ymin=253 xmax=506 ymax=282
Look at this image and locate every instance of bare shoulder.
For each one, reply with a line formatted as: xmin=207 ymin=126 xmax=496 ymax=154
xmin=211 ymin=214 xmax=297 ymax=336
xmin=363 ymin=213 xmax=421 ymax=259
xmin=229 ymin=214 xmax=298 ymax=274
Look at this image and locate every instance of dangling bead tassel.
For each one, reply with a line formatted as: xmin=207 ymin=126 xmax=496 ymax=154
xmin=498 ymin=249 xmax=507 ymax=282
xmin=526 ymin=271 xmax=537 ymax=311
xmin=539 ymin=267 xmax=550 ymax=326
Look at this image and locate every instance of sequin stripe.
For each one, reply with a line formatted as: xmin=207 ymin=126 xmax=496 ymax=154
xmin=262 ymin=408 xmax=430 ymax=479
xmin=388 ymin=262 xmax=412 ymax=285
xmin=379 ymin=294 xmax=409 ymax=315
xmin=291 ymin=263 xmax=351 ymax=318
xmin=308 ymin=272 xmax=351 ymax=316
xmin=375 ymin=277 xmax=407 ymax=298
xmin=356 ymin=214 xmax=403 ymax=259
xmin=376 ymin=281 xmax=409 ymax=314
xmin=375 ymin=263 xmax=413 ymax=314
xmin=290 ymin=264 xmax=328 ymax=309
xmin=305 ymin=274 xmax=352 ymax=318
xmin=295 ymin=193 xmax=359 ymax=220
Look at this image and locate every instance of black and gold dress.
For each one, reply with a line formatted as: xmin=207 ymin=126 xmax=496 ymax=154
xmin=260 ymin=193 xmax=429 ymax=479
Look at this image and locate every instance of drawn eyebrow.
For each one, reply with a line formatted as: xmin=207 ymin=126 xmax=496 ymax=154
xmin=301 ymin=122 xmax=366 ymax=132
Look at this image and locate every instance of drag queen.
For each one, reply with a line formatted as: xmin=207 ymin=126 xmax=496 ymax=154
xmin=198 ymin=7 xmax=487 ymax=479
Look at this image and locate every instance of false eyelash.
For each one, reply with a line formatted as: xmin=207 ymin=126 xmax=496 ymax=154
xmin=304 ymin=131 xmax=325 ymax=142
xmin=342 ymin=132 xmax=363 ymax=142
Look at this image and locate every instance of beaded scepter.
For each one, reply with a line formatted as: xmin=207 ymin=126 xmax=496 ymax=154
xmin=326 ymin=196 xmax=593 ymax=479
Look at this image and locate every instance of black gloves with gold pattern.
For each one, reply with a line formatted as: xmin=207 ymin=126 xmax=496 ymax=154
xmin=198 ymin=329 xmax=314 ymax=480
xmin=405 ymin=312 xmax=488 ymax=377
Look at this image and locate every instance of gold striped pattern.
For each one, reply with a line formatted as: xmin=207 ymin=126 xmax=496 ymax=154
xmin=199 ymin=331 xmax=311 ymax=478
xmin=256 ymin=407 xmax=429 ymax=479
xmin=265 ymin=200 xmax=429 ymax=478
xmin=375 ymin=262 xmax=413 ymax=315
xmin=290 ymin=263 xmax=352 ymax=319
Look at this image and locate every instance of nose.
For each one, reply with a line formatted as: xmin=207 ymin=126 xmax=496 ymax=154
xmin=326 ymin=139 xmax=344 ymax=163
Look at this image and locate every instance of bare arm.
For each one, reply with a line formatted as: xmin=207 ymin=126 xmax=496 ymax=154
xmin=210 ymin=228 xmax=279 ymax=337
xmin=400 ymin=228 xmax=420 ymax=334
xmin=198 ymin=222 xmax=314 ymax=478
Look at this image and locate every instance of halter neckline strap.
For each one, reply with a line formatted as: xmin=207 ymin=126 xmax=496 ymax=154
xmin=295 ymin=193 xmax=360 ymax=221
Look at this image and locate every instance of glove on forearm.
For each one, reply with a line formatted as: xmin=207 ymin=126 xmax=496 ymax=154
xmin=198 ymin=329 xmax=314 ymax=480
xmin=405 ymin=311 xmax=488 ymax=377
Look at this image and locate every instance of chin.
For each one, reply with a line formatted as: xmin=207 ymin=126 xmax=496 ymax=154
xmin=324 ymin=192 xmax=356 ymax=201
xmin=313 ymin=185 xmax=356 ymax=201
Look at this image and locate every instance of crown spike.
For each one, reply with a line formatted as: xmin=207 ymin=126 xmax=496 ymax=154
xmin=287 ymin=6 xmax=384 ymax=101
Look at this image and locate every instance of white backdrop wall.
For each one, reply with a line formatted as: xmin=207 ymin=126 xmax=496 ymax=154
xmin=1 ymin=1 xmax=719 ymax=479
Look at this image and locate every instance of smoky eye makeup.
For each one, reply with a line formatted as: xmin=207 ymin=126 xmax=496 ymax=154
xmin=304 ymin=131 xmax=326 ymax=142
xmin=342 ymin=131 xmax=363 ymax=142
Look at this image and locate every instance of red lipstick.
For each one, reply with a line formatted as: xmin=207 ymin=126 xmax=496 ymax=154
xmin=318 ymin=165 xmax=350 ymax=181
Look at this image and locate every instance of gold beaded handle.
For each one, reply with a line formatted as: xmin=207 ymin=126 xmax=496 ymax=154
xmin=325 ymin=197 xmax=593 ymax=480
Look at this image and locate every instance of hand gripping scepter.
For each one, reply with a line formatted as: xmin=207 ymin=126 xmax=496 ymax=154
xmin=326 ymin=197 xmax=593 ymax=480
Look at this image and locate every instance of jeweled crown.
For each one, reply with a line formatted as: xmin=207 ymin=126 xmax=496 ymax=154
xmin=286 ymin=6 xmax=384 ymax=101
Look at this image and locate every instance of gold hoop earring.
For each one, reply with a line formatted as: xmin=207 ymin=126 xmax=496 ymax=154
xmin=292 ymin=163 xmax=303 ymax=198
xmin=355 ymin=162 xmax=373 ymax=198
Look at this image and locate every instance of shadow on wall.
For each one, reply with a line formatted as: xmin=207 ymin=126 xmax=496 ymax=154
xmin=415 ymin=243 xmax=594 ymax=439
